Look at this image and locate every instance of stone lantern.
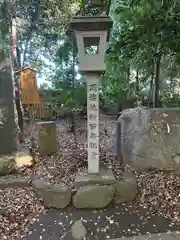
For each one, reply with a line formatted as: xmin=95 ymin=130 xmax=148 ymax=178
xmin=70 ymin=15 xmax=112 ymax=174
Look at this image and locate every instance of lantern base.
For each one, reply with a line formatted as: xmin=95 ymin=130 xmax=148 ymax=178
xmin=74 ymin=166 xmax=115 ymax=189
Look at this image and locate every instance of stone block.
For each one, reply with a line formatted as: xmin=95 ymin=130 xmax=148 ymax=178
xmin=0 ymin=155 xmax=16 ymax=176
xmin=0 ymin=177 xmax=29 ymax=189
xmin=74 ymin=167 xmax=116 ymax=189
xmin=73 ymin=185 xmax=115 ymax=209
xmin=32 ymin=180 xmax=71 ymax=209
xmin=113 ymin=170 xmax=137 ymax=204
xmin=38 ymin=121 xmax=57 ymax=156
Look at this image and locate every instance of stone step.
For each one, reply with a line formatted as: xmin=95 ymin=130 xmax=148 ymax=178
xmin=109 ymin=232 xmax=180 ymax=240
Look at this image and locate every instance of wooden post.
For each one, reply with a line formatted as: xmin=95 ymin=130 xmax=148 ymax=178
xmin=38 ymin=121 xmax=57 ymax=156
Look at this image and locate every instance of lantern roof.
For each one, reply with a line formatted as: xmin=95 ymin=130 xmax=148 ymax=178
xmin=15 ymin=67 xmax=37 ymax=74
xmin=70 ymin=15 xmax=112 ymax=31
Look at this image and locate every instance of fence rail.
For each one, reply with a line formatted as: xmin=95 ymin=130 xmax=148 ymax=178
xmin=23 ymin=100 xmax=53 ymax=120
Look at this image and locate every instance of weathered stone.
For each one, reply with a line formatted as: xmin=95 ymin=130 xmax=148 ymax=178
xmin=75 ymin=167 xmax=116 ymax=189
xmin=0 ymin=177 xmax=29 ymax=189
xmin=0 ymin=58 xmax=16 ymax=154
xmin=32 ymin=180 xmax=71 ymax=209
xmin=113 ymin=169 xmax=137 ymax=204
xmin=0 ymin=155 xmax=16 ymax=176
xmin=110 ymin=231 xmax=180 ymax=240
xmin=71 ymin=220 xmax=87 ymax=240
xmin=172 ymin=155 xmax=180 ymax=169
xmin=118 ymin=107 xmax=180 ymax=171
xmin=73 ymin=185 xmax=115 ymax=209
xmin=38 ymin=121 xmax=57 ymax=156
xmin=15 ymin=151 xmax=34 ymax=168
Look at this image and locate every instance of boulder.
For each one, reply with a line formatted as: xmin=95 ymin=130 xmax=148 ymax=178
xmin=118 ymin=107 xmax=180 ymax=171
xmin=71 ymin=220 xmax=87 ymax=240
xmin=0 ymin=155 xmax=16 ymax=176
xmin=32 ymin=180 xmax=71 ymax=209
xmin=73 ymin=185 xmax=115 ymax=209
xmin=113 ymin=169 xmax=137 ymax=204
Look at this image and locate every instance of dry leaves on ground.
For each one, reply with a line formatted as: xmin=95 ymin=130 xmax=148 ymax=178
xmin=0 ymin=187 xmax=44 ymax=240
xmin=17 ymin=115 xmax=117 ymax=186
xmin=136 ymin=170 xmax=180 ymax=225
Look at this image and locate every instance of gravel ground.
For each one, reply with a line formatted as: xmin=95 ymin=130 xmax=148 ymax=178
xmin=0 ymin=114 xmax=180 ymax=240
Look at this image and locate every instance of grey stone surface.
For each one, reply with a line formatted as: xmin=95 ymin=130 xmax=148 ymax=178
xmin=113 ymin=170 xmax=137 ymax=204
xmin=0 ymin=177 xmax=29 ymax=189
xmin=73 ymin=185 xmax=115 ymax=209
xmin=71 ymin=220 xmax=87 ymax=240
xmin=0 ymin=58 xmax=16 ymax=154
xmin=74 ymin=167 xmax=116 ymax=189
xmin=0 ymin=155 xmax=16 ymax=176
xmin=118 ymin=107 xmax=180 ymax=171
xmin=32 ymin=180 xmax=71 ymax=209
xmin=38 ymin=121 xmax=57 ymax=156
xmin=109 ymin=231 xmax=180 ymax=239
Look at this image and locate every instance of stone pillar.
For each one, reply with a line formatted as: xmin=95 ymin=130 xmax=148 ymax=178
xmin=86 ymin=74 xmax=99 ymax=174
xmin=38 ymin=121 xmax=57 ymax=156
xmin=0 ymin=58 xmax=16 ymax=154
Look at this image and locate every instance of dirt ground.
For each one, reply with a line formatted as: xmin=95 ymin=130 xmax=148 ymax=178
xmin=0 ymin=114 xmax=179 ymax=240
xmin=17 ymin=114 xmax=118 ymax=187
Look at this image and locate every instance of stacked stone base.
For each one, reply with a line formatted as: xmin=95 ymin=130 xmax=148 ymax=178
xmin=0 ymin=166 xmax=137 ymax=209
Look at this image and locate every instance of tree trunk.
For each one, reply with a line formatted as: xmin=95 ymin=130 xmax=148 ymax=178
xmin=154 ymin=56 xmax=161 ymax=108
xmin=136 ymin=70 xmax=139 ymax=93
xmin=9 ymin=0 xmax=24 ymax=142
xmin=148 ymin=66 xmax=154 ymax=108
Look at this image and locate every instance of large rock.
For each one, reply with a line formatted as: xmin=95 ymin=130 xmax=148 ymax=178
xmin=113 ymin=169 xmax=137 ymax=204
xmin=0 ymin=155 xmax=16 ymax=176
xmin=73 ymin=185 xmax=115 ymax=209
xmin=71 ymin=220 xmax=87 ymax=240
xmin=32 ymin=180 xmax=71 ymax=209
xmin=118 ymin=107 xmax=180 ymax=171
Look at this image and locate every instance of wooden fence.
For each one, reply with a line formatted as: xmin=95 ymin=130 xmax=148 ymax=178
xmin=23 ymin=100 xmax=53 ymax=120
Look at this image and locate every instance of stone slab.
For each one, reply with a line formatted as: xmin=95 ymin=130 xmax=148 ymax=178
xmin=0 ymin=177 xmax=30 ymax=189
xmin=73 ymin=185 xmax=115 ymax=209
xmin=38 ymin=121 xmax=57 ymax=156
xmin=74 ymin=167 xmax=116 ymax=189
xmin=0 ymin=155 xmax=16 ymax=176
xmin=113 ymin=170 xmax=137 ymax=204
xmin=109 ymin=231 xmax=180 ymax=239
xmin=32 ymin=180 xmax=71 ymax=209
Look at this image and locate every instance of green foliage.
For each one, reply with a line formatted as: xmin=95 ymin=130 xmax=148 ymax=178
xmin=102 ymin=0 xmax=180 ymax=108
